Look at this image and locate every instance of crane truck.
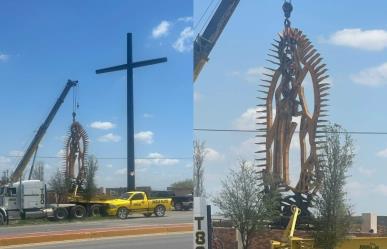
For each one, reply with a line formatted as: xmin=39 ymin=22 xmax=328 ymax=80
xmin=0 ymin=80 xmax=172 ymax=224
xmin=0 ymin=80 xmax=81 ymax=224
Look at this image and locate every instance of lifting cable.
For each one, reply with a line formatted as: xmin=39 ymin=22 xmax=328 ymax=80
xmin=194 ymin=0 xmax=220 ymax=32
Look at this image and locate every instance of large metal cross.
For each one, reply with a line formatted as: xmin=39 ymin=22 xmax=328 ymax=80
xmin=96 ymin=33 xmax=167 ymax=191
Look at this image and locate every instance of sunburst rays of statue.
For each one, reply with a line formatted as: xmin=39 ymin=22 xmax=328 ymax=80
xmin=257 ymin=0 xmax=330 ymax=217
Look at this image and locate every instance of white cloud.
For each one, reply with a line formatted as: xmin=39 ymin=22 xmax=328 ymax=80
xmin=230 ymin=71 xmax=241 ymax=77
xmin=351 ymin=62 xmax=387 ymax=86
xmin=346 ymin=181 xmax=368 ymax=197
xmin=143 ymin=113 xmax=153 ymax=118
xmin=9 ymin=150 xmax=24 ymax=157
xmin=106 ymin=164 xmax=113 ymax=168
xmin=136 ymin=152 xmax=179 ymax=166
xmin=98 ymin=133 xmax=121 ymax=143
xmin=177 ymin=16 xmax=193 ymax=23
xmin=204 ymin=148 xmax=223 ymax=161
xmin=357 ymin=166 xmax=375 ymax=177
xmin=173 ymin=26 xmax=194 ymax=53
xmin=245 ymin=67 xmax=266 ymax=83
xmin=377 ymin=147 xmax=387 ymax=158
xmin=57 ymin=149 xmax=65 ymax=157
xmin=231 ymin=137 xmax=261 ymax=159
xmin=114 ymin=168 xmax=126 ymax=175
xmin=375 ymin=184 xmax=387 ymax=196
xmin=152 ymin=20 xmax=171 ymax=39
xmin=90 ymin=121 xmax=116 ymax=130
xmin=134 ymin=131 xmax=154 ymax=144
xmin=0 ymin=53 xmax=9 ymax=62
xmin=233 ymin=107 xmax=263 ymax=130
xmin=185 ymin=163 xmax=193 ymax=168
xmin=324 ymin=28 xmax=387 ymax=51
xmin=0 ymin=156 xmax=11 ymax=165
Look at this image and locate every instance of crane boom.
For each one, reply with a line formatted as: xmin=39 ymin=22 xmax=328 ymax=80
xmin=10 ymin=80 xmax=78 ymax=183
xmin=194 ymin=0 xmax=240 ymax=81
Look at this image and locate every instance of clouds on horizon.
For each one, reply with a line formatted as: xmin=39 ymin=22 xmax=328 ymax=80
xmin=98 ymin=133 xmax=121 ymax=143
xmin=152 ymin=20 xmax=171 ymax=39
xmin=136 ymin=152 xmax=180 ymax=166
xmin=90 ymin=121 xmax=116 ymax=130
xmin=134 ymin=131 xmax=154 ymax=144
xmin=324 ymin=28 xmax=387 ymax=51
xmin=173 ymin=27 xmax=194 ymax=53
xmin=0 ymin=53 xmax=9 ymax=62
xmin=151 ymin=17 xmax=193 ymax=53
xmin=351 ymin=62 xmax=387 ymax=86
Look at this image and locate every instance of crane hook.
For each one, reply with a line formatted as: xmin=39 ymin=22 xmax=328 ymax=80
xmin=283 ymin=0 xmax=293 ymax=19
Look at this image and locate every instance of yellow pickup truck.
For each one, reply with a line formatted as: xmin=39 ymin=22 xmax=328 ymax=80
xmin=104 ymin=191 xmax=172 ymax=219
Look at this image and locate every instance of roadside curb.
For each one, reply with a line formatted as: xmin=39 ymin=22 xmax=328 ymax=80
xmin=0 ymin=223 xmax=193 ymax=246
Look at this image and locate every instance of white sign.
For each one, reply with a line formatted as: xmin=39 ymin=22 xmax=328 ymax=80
xmin=193 ymin=197 xmax=208 ymax=249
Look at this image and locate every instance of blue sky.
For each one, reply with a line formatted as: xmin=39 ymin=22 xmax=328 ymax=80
xmin=0 ymin=0 xmax=193 ymax=190
xmin=195 ymin=0 xmax=387 ymax=214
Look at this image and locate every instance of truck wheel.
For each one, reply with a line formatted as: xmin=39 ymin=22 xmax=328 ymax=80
xmin=117 ymin=207 xmax=128 ymax=219
xmin=154 ymin=205 xmax=166 ymax=217
xmin=54 ymin=207 xmax=69 ymax=220
xmin=143 ymin=213 xmax=152 ymax=217
xmin=0 ymin=212 xmax=6 ymax=225
xmin=71 ymin=205 xmax=86 ymax=219
xmin=89 ymin=205 xmax=102 ymax=217
xmin=174 ymin=202 xmax=182 ymax=211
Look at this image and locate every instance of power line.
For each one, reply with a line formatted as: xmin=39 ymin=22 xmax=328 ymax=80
xmin=194 ymin=128 xmax=387 ymax=135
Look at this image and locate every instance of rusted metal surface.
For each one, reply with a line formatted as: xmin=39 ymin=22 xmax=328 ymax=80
xmin=257 ymin=2 xmax=329 ymax=198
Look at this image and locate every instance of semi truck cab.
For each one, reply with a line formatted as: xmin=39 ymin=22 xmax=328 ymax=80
xmin=0 ymin=180 xmax=54 ymax=224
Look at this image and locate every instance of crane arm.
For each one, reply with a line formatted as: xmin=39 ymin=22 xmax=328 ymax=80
xmin=194 ymin=0 xmax=240 ymax=81
xmin=10 ymin=80 xmax=78 ymax=183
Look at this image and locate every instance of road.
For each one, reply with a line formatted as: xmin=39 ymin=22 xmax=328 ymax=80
xmin=0 ymin=211 xmax=192 ymax=236
xmin=3 ymin=233 xmax=192 ymax=249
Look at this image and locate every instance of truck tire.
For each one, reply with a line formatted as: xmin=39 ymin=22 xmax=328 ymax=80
xmin=54 ymin=207 xmax=69 ymax=220
xmin=117 ymin=207 xmax=128 ymax=219
xmin=71 ymin=205 xmax=86 ymax=219
xmin=174 ymin=202 xmax=182 ymax=211
xmin=154 ymin=205 xmax=166 ymax=217
xmin=89 ymin=205 xmax=102 ymax=217
xmin=0 ymin=212 xmax=5 ymax=225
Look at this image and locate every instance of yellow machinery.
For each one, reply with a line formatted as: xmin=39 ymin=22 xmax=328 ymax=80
xmin=272 ymin=206 xmax=387 ymax=249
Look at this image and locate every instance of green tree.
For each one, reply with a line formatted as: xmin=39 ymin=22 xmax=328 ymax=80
xmin=82 ymin=155 xmax=99 ymax=201
xmin=213 ymin=160 xmax=277 ymax=249
xmin=313 ymin=124 xmax=354 ymax=249
xmin=49 ymin=169 xmax=71 ymax=204
xmin=170 ymin=178 xmax=193 ymax=191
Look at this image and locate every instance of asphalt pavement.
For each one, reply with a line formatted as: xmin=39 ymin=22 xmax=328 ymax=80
xmin=2 ymin=233 xmax=192 ymax=249
xmin=0 ymin=211 xmax=192 ymax=237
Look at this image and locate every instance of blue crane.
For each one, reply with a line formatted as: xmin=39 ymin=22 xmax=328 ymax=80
xmin=194 ymin=0 xmax=240 ymax=81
